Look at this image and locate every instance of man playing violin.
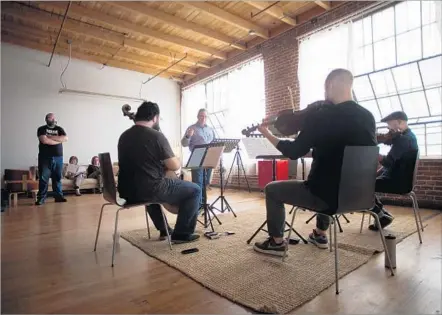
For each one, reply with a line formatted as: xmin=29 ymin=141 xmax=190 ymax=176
xmin=253 ymin=68 xmax=377 ymax=256
xmin=118 ymin=101 xmax=202 ymax=244
xmin=369 ymin=111 xmax=418 ymax=230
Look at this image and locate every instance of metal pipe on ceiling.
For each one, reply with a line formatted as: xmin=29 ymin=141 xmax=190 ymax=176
xmin=47 ymin=1 xmax=72 ymax=67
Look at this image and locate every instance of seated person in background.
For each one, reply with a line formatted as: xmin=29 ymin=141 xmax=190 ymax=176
xmin=63 ymin=155 xmax=86 ymax=196
xmin=118 ymin=101 xmax=201 ymax=244
xmin=87 ymin=156 xmax=103 ymax=193
xmin=253 ymin=68 xmax=376 ymax=256
xmin=369 ymin=111 xmax=418 ymax=231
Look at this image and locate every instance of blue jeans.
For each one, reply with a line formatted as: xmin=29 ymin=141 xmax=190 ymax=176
xmin=191 ymin=168 xmax=212 ymax=205
xmin=37 ymin=156 xmax=64 ymax=202
xmin=144 ymin=178 xmax=201 ymax=237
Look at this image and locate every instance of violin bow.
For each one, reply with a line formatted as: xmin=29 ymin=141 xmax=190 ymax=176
xmin=287 ymin=86 xmax=295 ymax=111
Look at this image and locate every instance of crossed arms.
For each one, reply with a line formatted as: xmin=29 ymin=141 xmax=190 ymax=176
xmin=39 ymin=134 xmax=68 ymax=145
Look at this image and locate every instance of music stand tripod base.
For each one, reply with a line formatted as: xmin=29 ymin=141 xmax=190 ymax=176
xmin=210 ymin=139 xmax=240 ymax=217
xmin=224 ymin=142 xmax=251 ymax=193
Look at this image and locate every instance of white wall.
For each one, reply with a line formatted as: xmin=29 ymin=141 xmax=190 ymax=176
xmin=1 ymin=43 xmax=181 ymax=175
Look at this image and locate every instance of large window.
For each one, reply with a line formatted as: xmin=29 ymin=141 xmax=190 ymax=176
xmin=298 ymin=0 xmax=442 ymax=156
xmin=181 ymin=57 xmax=265 ymax=165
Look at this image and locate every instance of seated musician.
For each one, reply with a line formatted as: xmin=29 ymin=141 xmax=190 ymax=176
xmin=369 ymin=111 xmax=418 ymax=231
xmin=254 ymin=69 xmax=377 ymax=256
xmin=117 ymin=101 xmax=202 ymax=244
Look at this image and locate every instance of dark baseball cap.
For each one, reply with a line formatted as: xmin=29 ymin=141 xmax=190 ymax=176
xmin=381 ymin=111 xmax=408 ymax=122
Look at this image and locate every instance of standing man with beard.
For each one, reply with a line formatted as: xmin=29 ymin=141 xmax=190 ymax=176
xmin=181 ymin=108 xmax=216 ymax=203
xmin=35 ymin=113 xmax=68 ymax=205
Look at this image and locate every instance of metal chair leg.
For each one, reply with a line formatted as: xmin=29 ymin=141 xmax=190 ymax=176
xmin=368 ymin=211 xmax=395 ymax=276
xmin=360 ymin=213 xmax=365 ymax=233
xmin=282 ymin=207 xmax=298 ymax=262
xmin=329 ymin=219 xmax=333 ymax=253
xmin=409 ymin=193 xmax=423 ymax=244
xmin=145 ymin=209 xmax=151 ymax=239
xmin=410 ymin=191 xmax=424 ymax=232
xmin=94 ymin=203 xmax=110 ymax=251
xmin=333 ymin=216 xmax=339 ymax=294
xmin=111 ymin=208 xmax=122 ymax=267
xmin=161 ymin=210 xmax=172 ymax=250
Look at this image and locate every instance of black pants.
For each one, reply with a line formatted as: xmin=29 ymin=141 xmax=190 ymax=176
xmin=372 ymin=177 xmax=405 ymax=216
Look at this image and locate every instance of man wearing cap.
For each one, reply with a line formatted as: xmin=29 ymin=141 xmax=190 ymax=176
xmin=35 ymin=113 xmax=68 ymax=205
xmin=118 ymin=101 xmax=202 ymax=244
xmin=369 ymin=111 xmax=419 ymax=230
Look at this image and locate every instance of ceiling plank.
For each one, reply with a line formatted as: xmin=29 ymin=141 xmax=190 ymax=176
xmin=44 ymin=2 xmax=227 ymax=60
xmin=109 ymin=1 xmax=246 ymax=50
xmin=1 ymin=22 xmax=196 ymax=76
xmin=182 ymin=1 xmax=269 ymax=39
xmin=245 ymin=1 xmax=297 ymax=26
xmin=1 ymin=34 xmax=180 ymax=80
xmin=2 ymin=6 xmax=125 ymax=45
xmin=314 ymin=1 xmax=331 ymax=10
xmin=2 ymin=6 xmax=210 ymax=69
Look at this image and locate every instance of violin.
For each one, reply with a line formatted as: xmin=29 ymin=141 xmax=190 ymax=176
xmin=376 ymin=129 xmax=401 ymax=145
xmin=242 ymin=100 xmax=331 ymax=137
xmin=121 ymin=104 xmax=179 ymax=214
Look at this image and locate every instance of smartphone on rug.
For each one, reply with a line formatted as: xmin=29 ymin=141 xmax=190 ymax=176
xmin=181 ymin=248 xmax=199 ymax=255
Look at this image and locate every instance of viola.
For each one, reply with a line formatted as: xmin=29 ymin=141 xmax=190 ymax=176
xmin=241 ymin=100 xmax=331 ymax=137
xmin=376 ymin=129 xmax=401 ymax=145
xmin=121 ymin=104 xmax=179 ymax=214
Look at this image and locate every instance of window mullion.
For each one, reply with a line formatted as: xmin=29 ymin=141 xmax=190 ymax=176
xmin=367 ymin=74 xmax=382 ymax=119
xmin=417 ymin=61 xmax=432 ymax=115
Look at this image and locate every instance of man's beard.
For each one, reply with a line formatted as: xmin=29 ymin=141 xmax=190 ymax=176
xmin=46 ymin=120 xmax=56 ymax=128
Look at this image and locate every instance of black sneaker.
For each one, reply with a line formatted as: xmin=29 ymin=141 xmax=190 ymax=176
xmin=369 ymin=213 xmax=394 ymax=231
xmin=159 ymin=228 xmax=174 ymax=241
xmin=35 ymin=200 xmax=44 ymax=206
xmin=253 ymin=237 xmax=287 ymax=257
xmin=55 ymin=197 xmax=67 ymax=203
xmin=171 ymin=233 xmax=200 ymax=244
xmin=308 ymin=230 xmax=329 ymax=249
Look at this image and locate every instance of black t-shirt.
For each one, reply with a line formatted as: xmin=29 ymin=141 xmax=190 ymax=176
xmin=276 ymin=101 xmax=377 ymax=210
xmin=117 ymin=125 xmax=175 ymax=202
xmin=37 ymin=125 xmax=66 ymax=158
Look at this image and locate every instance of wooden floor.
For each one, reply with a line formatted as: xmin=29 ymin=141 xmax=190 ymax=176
xmin=1 ymin=190 xmax=441 ymax=314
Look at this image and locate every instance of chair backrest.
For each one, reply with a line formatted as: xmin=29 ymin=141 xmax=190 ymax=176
xmin=98 ymin=153 xmax=118 ymax=205
xmin=398 ymin=149 xmax=419 ymax=190
xmin=337 ymin=146 xmax=379 ymax=213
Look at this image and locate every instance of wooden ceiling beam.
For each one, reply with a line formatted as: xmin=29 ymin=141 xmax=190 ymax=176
xmin=109 ymin=2 xmax=246 ymax=51
xmin=123 ymin=39 xmax=210 ymax=69
xmin=182 ymin=2 xmax=269 ymax=39
xmin=314 ymin=1 xmax=331 ymax=10
xmin=245 ymin=1 xmax=297 ymax=26
xmin=44 ymin=2 xmax=227 ymax=60
xmin=1 ymin=22 xmax=195 ymax=76
xmin=1 ymin=34 xmax=180 ymax=80
xmin=2 ymin=6 xmax=210 ymax=69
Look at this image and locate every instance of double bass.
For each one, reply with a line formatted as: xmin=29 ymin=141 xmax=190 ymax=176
xmin=122 ymin=104 xmax=179 ymax=214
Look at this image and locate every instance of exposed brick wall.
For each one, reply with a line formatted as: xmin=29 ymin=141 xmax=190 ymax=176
xmin=184 ymin=1 xmax=442 ymax=209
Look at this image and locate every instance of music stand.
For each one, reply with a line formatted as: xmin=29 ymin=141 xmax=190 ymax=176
xmin=210 ymin=139 xmax=240 ymax=217
xmin=241 ymin=136 xmax=308 ymax=244
xmin=184 ymin=142 xmax=225 ymax=232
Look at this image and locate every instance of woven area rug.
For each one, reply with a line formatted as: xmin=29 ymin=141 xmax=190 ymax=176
xmin=121 ymin=202 xmax=434 ymax=314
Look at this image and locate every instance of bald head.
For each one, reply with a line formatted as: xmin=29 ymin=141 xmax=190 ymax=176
xmin=324 ymin=68 xmax=354 ymax=104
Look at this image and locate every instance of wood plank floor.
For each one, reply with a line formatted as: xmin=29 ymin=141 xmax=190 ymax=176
xmin=1 ymin=190 xmax=441 ymax=314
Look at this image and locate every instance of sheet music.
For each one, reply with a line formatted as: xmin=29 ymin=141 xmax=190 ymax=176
xmin=187 ymin=147 xmax=206 ymax=168
xmin=77 ymin=165 xmax=87 ymax=174
xmin=241 ymin=137 xmax=283 ymax=159
xmin=66 ymin=164 xmax=78 ymax=174
xmin=202 ymin=145 xmax=224 ymax=168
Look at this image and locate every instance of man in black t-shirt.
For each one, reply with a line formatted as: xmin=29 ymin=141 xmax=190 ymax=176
xmin=253 ymin=69 xmax=377 ymax=257
xmin=36 ymin=113 xmax=68 ymax=205
xmin=118 ymin=101 xmax=201 ymax=244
